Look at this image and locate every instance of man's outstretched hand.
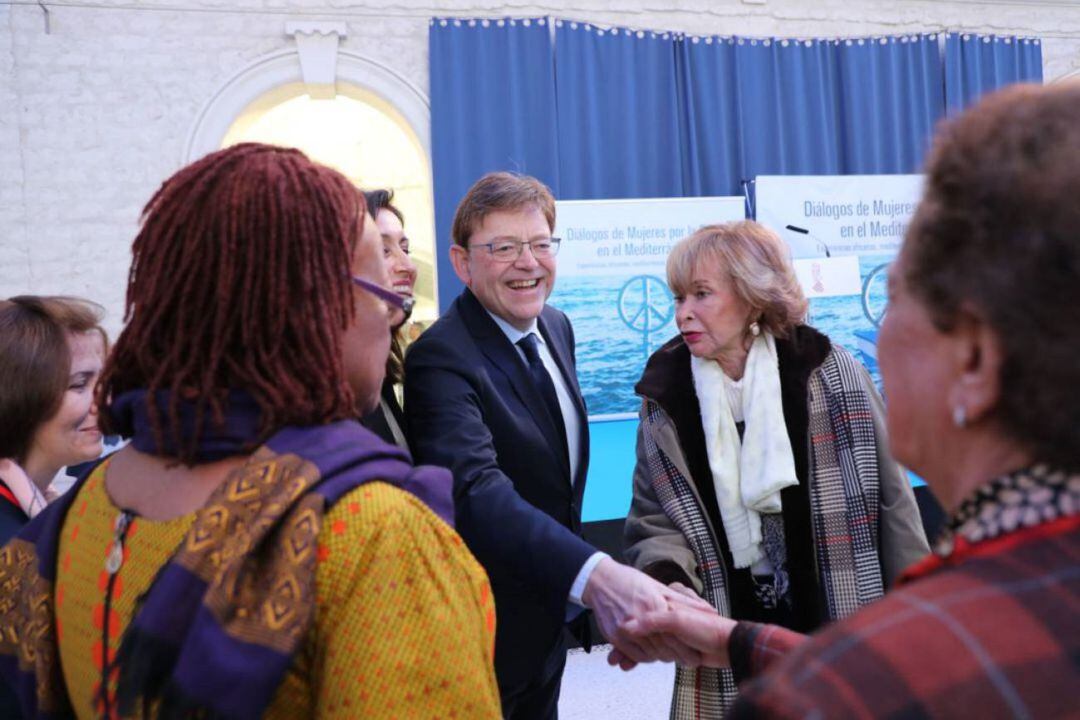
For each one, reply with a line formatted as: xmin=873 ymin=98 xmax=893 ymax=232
xmin=608 ymin=601 xmax=738 ymax=670
xmin=581 ymin=559 xmax=716 ymax=669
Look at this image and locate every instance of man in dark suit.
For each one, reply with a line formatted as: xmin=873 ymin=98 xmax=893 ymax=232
xmin=405 ymin=173 xmax=709 ymax=719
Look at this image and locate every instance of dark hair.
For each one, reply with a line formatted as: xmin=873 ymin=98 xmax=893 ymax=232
xmin=451 ymin=172 xmax=555 ymax=248
xmin=0 ymin=296 xmax=106 ymax=463
xmin=363 ymin=188 xmax=404 ymax=226
xmin=904 ymin=82 xmax=1080 ymax=467
xmin=97 ymin=142 xmax=368 ymax=463
xmin=363 ymin=188 xmax=406 ymax=384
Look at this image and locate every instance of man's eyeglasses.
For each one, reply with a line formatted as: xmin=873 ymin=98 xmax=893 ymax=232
xmin=470 ymin=238 xmax=562 ymax=262
xmin=352 ymin=276 xmax=415 ymax=318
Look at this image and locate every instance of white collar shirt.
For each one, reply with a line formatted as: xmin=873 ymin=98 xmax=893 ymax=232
xmin=486 ymin=310 xmax=581 ymax=485
xmin=485 ymin=309 xmax=603 ymax=611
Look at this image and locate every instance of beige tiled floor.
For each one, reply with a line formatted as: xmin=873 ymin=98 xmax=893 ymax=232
xmin=558 ymin=645 xmax=675 ymax=719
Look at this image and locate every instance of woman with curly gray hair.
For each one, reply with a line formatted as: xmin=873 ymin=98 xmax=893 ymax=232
xmin=623 ymin=219 xmax=928 ymax=716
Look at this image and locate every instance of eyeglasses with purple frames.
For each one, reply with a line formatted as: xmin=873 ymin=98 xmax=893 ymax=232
xmin=351 ymin=276 xmax=415 ymax=318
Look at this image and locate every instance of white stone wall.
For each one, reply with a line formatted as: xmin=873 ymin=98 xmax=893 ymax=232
xmin=1 ymin=7 xmax=28 ymax=297
xmin=2 ymin=0 xmax=1078 ymax=334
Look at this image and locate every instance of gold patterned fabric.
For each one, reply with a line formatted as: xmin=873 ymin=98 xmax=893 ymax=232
xmin=0 ymin=536 xmax=65 ymax=715
xmin=55 ymin=460 xmax=500 ymax=718
xmin=170 ymin=445 xmax=325 ymax=657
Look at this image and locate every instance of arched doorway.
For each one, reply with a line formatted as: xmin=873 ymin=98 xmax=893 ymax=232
xmin=184 ymin=49 xmax=437 ymax=320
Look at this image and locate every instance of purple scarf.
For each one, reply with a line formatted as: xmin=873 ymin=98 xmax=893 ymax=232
xmin=0 ymin=390 xmax=454 ymax=719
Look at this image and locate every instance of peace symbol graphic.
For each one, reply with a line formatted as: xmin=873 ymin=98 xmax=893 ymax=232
xmin=618 ymin=275 xmax=674 ymax=358
xmin=861 ymin=262 xmax=890 ymax=328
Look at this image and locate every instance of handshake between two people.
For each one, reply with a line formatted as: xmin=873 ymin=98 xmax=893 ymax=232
xmin=580 ymin=558 xmax=736 ymax=671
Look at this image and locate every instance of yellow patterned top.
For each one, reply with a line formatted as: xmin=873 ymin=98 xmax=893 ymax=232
xmin=55 ymin=459 xmax=500 ymax=719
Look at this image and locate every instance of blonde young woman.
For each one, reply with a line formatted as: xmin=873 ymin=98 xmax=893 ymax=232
xmin=624 ymin=221 xmax=929 ymax=715
xmin=359 ymin=189 xmax=417 ymax=450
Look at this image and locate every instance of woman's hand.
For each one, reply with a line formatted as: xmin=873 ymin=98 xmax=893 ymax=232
xmin=584 ymin=559 xmax=713 ymax=669
xmin=607 ymin=601 xmax=737 ymax=671
xmin=667 ymin=581 xmax=700 ymax=600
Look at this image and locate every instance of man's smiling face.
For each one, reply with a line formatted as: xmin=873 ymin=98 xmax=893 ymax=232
xmin=451 ymin=205 xmax=556 ymax=331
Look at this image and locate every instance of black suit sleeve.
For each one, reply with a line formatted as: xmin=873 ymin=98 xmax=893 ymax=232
xmin=404 ymin=336 xmax=596 ymax=612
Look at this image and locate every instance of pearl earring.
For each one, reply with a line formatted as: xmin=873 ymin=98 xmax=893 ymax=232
xmin=952 ymin=405 xmax=967 ymax=428
xmin=749 ymin=321 xmax=761 ymax=337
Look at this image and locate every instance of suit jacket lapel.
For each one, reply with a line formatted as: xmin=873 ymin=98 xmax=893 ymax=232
xmin=538 ymin=313 xmax=588 ymax=486
xmin=538 ymin=315 xmax=587 ymax=422
xmin=458 ymin=291 xmax=572 ymax=478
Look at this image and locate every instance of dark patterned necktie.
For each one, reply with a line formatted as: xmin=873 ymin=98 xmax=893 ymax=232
xmin=517 ymin=333 xmax=569 ymax=460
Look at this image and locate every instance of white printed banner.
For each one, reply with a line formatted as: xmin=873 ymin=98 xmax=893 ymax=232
xmin=556 ymin=197 xmax=745 ymax=278
xmin=756 ymin=174 xmax=922 ymax=259
xmin=792 ymin=256 xmax=862 ymax=298
xmin=755 ymin=174 xmax=924 ymax=393
xmin=551 ymin=196 xmax=745 ymax=416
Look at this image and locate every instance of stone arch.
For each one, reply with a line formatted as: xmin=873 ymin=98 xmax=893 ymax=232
xmin=183 ymin=47 xmax=430 ymax=164
xmin=1051 ymin=68 xmax=1080 ymax=83
xmin=181 ymin=40 xmax=440 ymax=314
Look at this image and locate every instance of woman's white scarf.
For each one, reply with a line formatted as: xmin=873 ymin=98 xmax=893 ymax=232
xmin=691 ymin=332 xmax=799 ymax=568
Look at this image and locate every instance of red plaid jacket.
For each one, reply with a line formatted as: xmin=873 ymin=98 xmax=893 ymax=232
xmin=726 ymin=514 xmax=1080 ymax=719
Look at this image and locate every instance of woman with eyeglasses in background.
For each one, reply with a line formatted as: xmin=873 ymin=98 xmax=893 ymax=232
xmin=360 ymin=189 xmax=417 ymax=451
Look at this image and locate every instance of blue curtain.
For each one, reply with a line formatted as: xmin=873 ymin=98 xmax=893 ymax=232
xmin=429 ymin=17 xmax=559 ymax=309
xmin=676 ymin=37 xmax=743 ymax=197
xmin=836 ymin=35 xmax=944 ymax=173
xmin=733 ymin=37 xmax=843 ymax=180
xmin=945 ymin=33 xmax=1043 ymax=113
xmin=678 ymin=34 xmax=943 ymax=205
xmin=554 ymin=22 xmax=683 ymax=199
xmin=429 ymin=21 xmax=1044 ymax=307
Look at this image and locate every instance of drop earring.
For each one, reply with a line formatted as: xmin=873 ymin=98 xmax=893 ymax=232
xmin=952 ymin=405 xmax=967 ymax=428
xmin=749 ymin=321 xmax=761 ymax=337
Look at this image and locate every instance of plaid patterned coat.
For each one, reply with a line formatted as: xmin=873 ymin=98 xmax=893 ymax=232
xmin=624 ymin=328 xmax=928 ymax=716
xmin=729 ymin=466 xmax=1080 ymax=719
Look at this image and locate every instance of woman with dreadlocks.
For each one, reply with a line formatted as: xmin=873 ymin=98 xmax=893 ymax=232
xmin=0 ymin=143 xmax=500 ymax=719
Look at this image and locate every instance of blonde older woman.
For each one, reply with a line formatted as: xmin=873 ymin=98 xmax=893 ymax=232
xmin=623 ymin=220 xmax=928 ymax=715
xmin=617 ymin=82 xmax=1080 ymax=720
